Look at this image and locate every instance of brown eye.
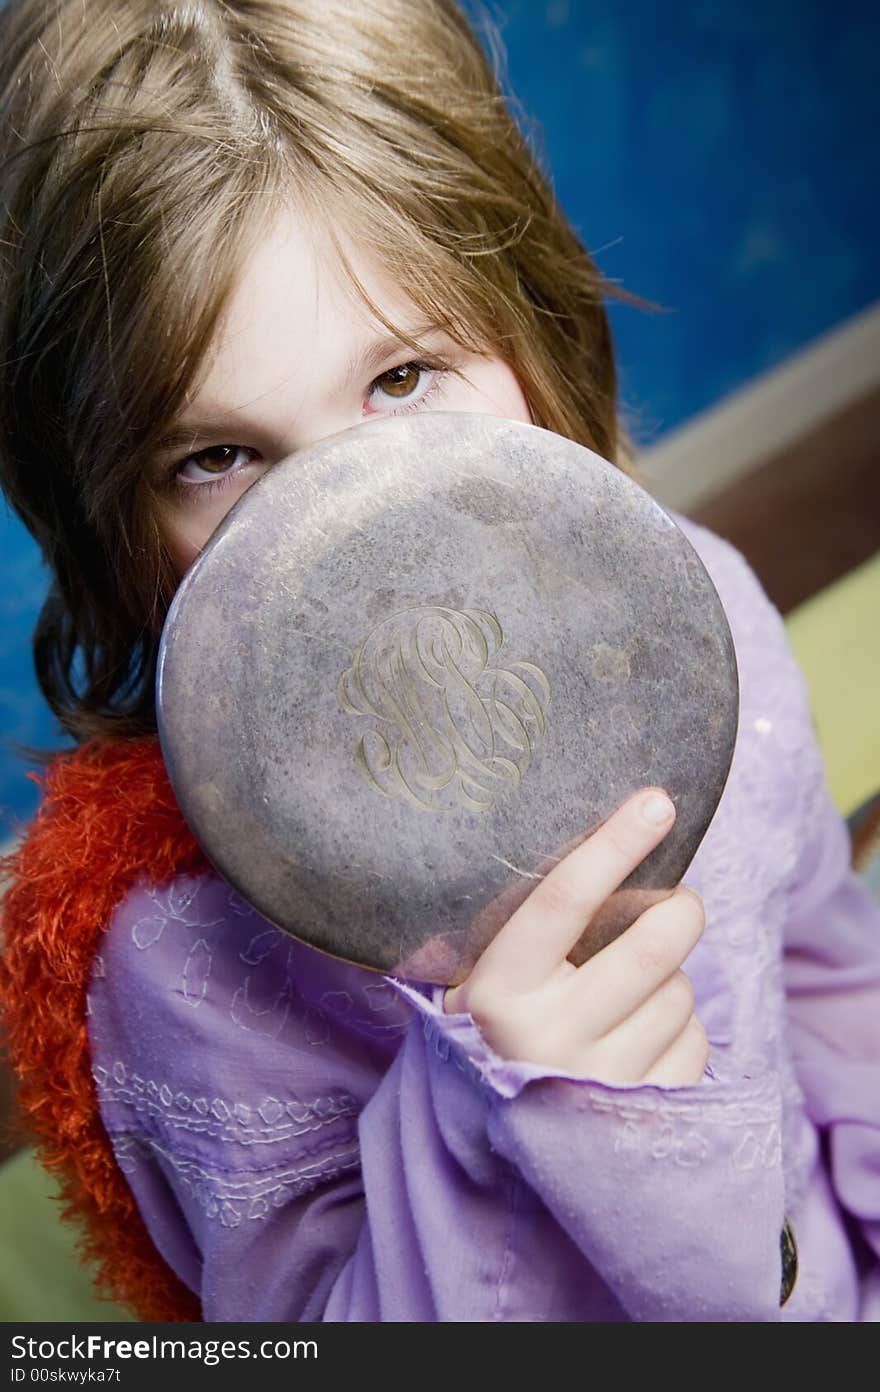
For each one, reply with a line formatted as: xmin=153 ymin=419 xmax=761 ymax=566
xmin=375 ymin=363 xmax=423 ymax=399
xmin=175 ymin=444 xmax=260 ymax=488
xmin=191 ymin=446 xmax=240 ymax=474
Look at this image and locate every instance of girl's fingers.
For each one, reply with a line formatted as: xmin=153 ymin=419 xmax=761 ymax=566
xmin=641 ymin=1016 xmax=710 ymax=1087
xmin=590 ymin=969 xmax=696 ymax=1077
xmin=470 ymin=789 xmax=676 ymax=991
xmin=571 ymin=884 xmax=706 ymax=1035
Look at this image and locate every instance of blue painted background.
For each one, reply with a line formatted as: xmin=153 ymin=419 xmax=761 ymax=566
xmin=479 ymin=0 xmax=880 ymax=434
xmin=2 ymin=0 xmax=879 ymax=829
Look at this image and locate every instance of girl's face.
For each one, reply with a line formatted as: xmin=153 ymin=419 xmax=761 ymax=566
xmin=155 ymin=210 xmax=532 ymax=575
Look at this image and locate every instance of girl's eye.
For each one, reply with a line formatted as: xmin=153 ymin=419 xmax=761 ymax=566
xmin=175 ymin=444 xmax=261 ymax=489
xmin=367 ymin=361 xmax=442 ymax=413
xmin=374 ymin=363 xmax=424 ymax=399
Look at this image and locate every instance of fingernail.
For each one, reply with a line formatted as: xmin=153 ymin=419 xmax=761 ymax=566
xmin=642 ymin=792 xmax=674 ymax=826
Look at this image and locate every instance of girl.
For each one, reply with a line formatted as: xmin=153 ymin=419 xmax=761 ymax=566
xmin=1 ymin=0 xmax=878 ymax=1323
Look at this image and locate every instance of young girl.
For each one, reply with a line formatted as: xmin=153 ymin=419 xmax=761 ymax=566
xmin=1 ymin=0 xmax=878 ymax=1323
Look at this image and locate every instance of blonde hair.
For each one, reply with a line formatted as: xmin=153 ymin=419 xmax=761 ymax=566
xmin=0 ymin=0 xmax=646 ymax=741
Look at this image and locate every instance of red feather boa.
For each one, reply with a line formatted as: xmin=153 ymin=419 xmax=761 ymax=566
xmin=0 ymin=738 xmax=206 ymax=1322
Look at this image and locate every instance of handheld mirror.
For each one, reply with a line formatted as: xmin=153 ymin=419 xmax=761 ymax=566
xmin=157 ymin=413 xmax=738 ymax=984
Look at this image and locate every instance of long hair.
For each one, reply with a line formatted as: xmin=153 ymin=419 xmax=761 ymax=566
xmin=0 ymin=0 xmax=646 ymax=741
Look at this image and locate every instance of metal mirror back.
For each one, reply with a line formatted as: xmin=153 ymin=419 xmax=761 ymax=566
xmin=157 ymin=413 xmax=738 ymax=983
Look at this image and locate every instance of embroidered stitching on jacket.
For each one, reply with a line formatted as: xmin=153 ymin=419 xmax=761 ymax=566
xmin=112 ymin=1134 xmax=361 ymax=1225
xmin=93 ymin=1062 xmax=358 ymax=1146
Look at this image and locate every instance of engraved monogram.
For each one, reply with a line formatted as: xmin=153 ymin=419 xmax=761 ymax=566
xmin=338 ymin=606 xmax=551 ymax=813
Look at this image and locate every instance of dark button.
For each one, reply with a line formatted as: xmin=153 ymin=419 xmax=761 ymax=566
xmin=780 ymin=1216 xmax=798 ymax=1306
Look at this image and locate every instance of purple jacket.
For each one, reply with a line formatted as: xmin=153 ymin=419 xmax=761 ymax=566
xmin=87 ymin=519 xmax=880 ymax=1320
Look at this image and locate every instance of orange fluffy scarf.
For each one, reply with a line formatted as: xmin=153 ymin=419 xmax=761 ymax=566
xmin=0 ymin=738 xmax=206 ymax=1322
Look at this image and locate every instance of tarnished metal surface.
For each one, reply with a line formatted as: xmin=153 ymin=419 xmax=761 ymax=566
xmin=157 ymin=414 xmax=738 ymax=983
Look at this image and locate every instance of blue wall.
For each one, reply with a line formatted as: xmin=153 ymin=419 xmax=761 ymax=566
xmin=2 ymin=0 xmax=879 ymax=828
xmin=478 ymin=0 xmax=880 ymax=434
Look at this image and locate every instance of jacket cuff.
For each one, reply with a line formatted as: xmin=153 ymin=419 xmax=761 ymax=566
xmin=389 ymin=978 xmax=715 ymax=1101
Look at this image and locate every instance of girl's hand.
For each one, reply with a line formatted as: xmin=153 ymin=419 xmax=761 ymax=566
xmin=444 ymin=790 xmax=709 ymax=1087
